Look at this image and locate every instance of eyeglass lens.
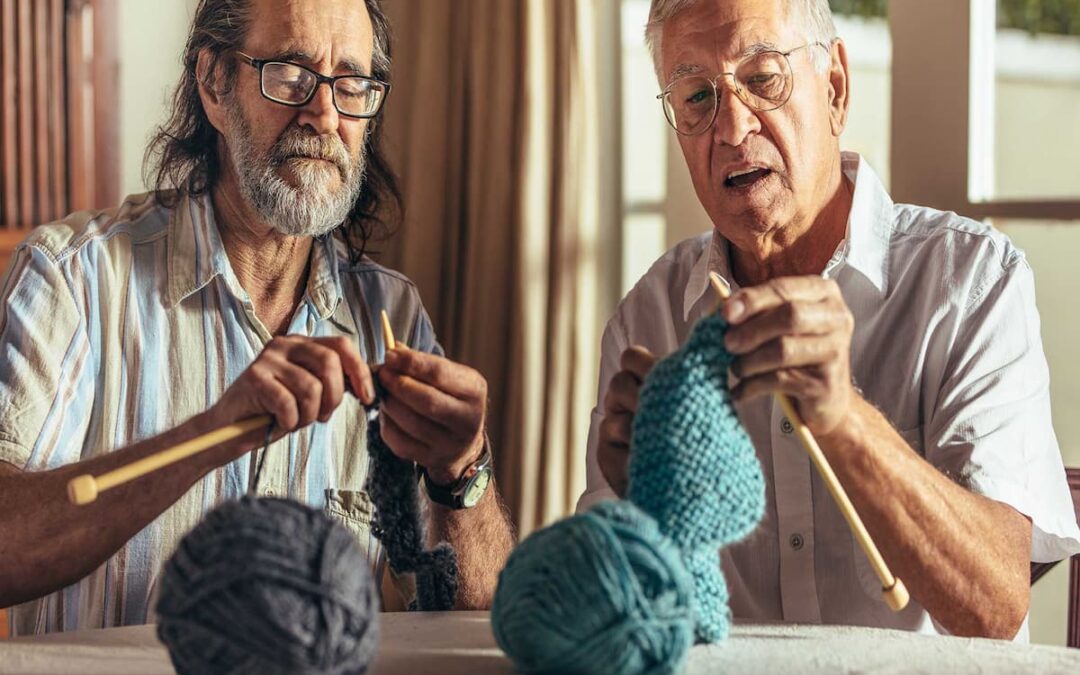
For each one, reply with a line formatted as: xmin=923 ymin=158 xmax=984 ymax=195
xmin=260 ymin=62 xmax=386 ymax=117
xmin=662 ymin=51 xmax=793 ymax=135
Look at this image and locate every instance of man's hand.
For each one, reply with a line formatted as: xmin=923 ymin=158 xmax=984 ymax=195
xmin=378 ymin=347 xmax=488 ymax=486
xmin=597 ymin=346 xmax=657 ymax=497
xmin=722 ymin=276 xmax=854 ymax=436
xmin=208 ymin=335 xmax=375 ymax=439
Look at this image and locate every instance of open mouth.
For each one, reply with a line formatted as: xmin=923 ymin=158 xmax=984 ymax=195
xmin=724 ymin=167 xmax=772 ymax=189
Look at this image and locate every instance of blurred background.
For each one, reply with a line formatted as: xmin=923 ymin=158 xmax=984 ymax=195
xmin=0 ymin=0 xmax=1077 ymax=645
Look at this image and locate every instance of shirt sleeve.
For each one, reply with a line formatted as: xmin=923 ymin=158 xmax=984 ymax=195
xmin=925 ymin=258 xmax=1080 ymax=563
xmin=0 ymin=245 xmax=93 ymax=471
xmin=407 ymin=302 xmax=444 ymax=357
xmin=575 ymin=314 xmax=628 ymax=513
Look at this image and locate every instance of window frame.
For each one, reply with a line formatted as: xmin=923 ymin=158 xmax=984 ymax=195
xmin=888 ymin=0 xmax=1080 ymax=221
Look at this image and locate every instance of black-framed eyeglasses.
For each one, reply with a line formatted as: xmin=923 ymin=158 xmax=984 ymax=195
xmin=235 ymin=51 xmax=391 ymax=119
xmin=657 ymin=42 xmax=829 ymax=136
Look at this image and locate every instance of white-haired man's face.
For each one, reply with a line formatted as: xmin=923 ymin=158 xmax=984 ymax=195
xmin=659 ymin=0 xmax=849 ymax=250
xmin=207 ymin=0 xmax=377 ymax=237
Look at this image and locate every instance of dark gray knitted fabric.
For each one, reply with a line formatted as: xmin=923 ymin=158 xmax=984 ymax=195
xmin=364 ymin=410 xmax=459 ymax=611
xmin=156 ymin=496 xmax=380 ymax=675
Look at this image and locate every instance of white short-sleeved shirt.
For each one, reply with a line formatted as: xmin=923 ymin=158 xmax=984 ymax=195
xmin=578 ymin=152 xmax=1080 ymax=640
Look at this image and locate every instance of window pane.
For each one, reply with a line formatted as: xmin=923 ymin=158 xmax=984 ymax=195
xmin=834 ymin=12 xmax=891 ymax=189
xmin=621 ymin=213 xmax=667 ymax=295
xmin=993 ymin=3 xmax=1080 ymax=199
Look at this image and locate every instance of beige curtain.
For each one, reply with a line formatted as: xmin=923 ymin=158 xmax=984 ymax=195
xmin=382 ymin=0 xmax=606 ymax=535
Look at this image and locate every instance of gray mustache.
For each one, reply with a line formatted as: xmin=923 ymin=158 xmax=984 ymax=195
xmin=271 ymin=132 xmax=350 ymax=173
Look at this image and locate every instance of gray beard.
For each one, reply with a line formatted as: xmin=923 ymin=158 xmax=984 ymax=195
xmin=225 ymin=103 xmax=366 ymax=238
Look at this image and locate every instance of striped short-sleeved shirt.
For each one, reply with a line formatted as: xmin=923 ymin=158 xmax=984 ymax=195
xmin=0 ymin=191 xmax=439 ymax=635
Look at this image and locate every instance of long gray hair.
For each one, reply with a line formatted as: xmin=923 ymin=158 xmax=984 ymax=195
xmin=143 ymin=0 xmax=400 ymax=260
xmin=645 ymin=0 xmax=837 ymax=82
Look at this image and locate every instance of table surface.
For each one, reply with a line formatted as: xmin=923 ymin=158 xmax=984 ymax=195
xmin=2 ymin=611 xmax=1079 ymax=674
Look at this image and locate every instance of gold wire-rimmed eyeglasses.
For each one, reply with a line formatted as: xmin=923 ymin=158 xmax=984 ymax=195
xmin=657 ymin=42 xmax=830 ymax=136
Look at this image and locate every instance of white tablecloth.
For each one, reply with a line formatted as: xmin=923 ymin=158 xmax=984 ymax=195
xmin=2 ymin=612 xmax=1078 ymax=674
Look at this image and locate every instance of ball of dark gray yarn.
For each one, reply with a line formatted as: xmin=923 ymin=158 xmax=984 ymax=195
xmin=156 ymin=497 xmax=380 ymax=675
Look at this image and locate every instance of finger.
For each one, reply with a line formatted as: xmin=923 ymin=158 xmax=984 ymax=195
xmin=725 ymin=300 xmax=838 ymax=355
xmin=601 ymin=411 xmax=634 ymax=446
xmin=604 ymin=371 xmax=643 ymax=414
xmin=731 ymin=335 xmax=841 ymax=379
xmin=379 ymin=410 xmax=427 ymax=464
xmin=381 ymin=393 xmax=458 ymax=447
xmin=378 ymin=367 xmax=476 ymax=436
xmin=730 ymin=367 xmax=825 ymax=404
xmin=286 ymin=343 xmax=345 ymax=422
xmin=724 ymin=276 xmax=839 ymax=324
xmin=312 ymin=335 xmax=375 ymax=405
xmin=250 ymin=367 xmax=300 ymax=431
xmin=619 ymin=346 xmax=658 ymax=381
xmin=597 ymin=440 xmax=630 ymax=498
xmin=384 ymin=348 xmax=486 ymax=403
xmin=272 ymin=361 xmax=324 ymax=429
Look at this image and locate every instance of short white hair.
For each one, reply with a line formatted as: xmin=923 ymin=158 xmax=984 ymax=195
xmin=645 ymin=0 xmax=837 ymax=83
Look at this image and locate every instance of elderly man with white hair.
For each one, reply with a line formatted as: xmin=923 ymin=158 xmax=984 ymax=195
xmin=579 ymin=0 xmax=1080 ymax=640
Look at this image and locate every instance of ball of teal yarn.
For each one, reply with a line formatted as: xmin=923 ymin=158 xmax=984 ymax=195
xmin=156 ymin=497 xmax=380 ymax=675
xmin=491 ymin=500 xmax=695 ymax=675
xmin=629 ymin=312 xmax=766 ymax=642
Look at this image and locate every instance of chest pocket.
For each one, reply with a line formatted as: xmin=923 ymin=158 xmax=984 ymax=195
xmin=851 ymin=425 xmax=923 ymax=598
xmin=325 ymin=488 xmax=377 ymax=561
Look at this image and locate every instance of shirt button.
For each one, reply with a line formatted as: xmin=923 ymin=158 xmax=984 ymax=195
xmin=264 ymin=488 xmax=276 ymax=497
xmin=789 ymin=533 xmax=804 ymax=550
xmin=781 ymin=418 xmax=794 ymax=434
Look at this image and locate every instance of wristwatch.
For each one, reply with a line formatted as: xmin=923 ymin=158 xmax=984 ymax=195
xmin=420 ymin=439 xmax=493 ymax=510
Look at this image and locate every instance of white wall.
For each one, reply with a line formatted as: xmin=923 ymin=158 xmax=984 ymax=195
xmin=117 ymin=0 xmax=200 ymax=196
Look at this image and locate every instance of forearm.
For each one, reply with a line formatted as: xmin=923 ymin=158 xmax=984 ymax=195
xmin=0 ymin=411 xmax=264 ymax=607
xmin=819 ymin=397 xmax=1031 ymax=638
xmin=428 ymin=483 xmax=515 ymax=610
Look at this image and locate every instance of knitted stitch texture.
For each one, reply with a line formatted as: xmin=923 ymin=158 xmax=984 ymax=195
xmin=628 ymin=312 xmax=766 ymax=642
xmin=365 ymin=410 xmax=459 ymax=611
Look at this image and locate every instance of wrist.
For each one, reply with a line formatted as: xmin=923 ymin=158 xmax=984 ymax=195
xmin=425 ymin=435 xmax=485 ymax=487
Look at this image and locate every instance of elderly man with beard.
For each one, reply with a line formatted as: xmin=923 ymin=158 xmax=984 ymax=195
xmin=0 ymin=0 xmax=514 ymax=634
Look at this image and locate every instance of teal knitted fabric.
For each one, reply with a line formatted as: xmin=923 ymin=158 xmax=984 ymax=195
xmin=628 ymin=312 xmax=766 ymax=642
xmin=490 ymin=312 xmax=764 ymax=673
xmin=491 ymin=500 xmax=695 ymax=675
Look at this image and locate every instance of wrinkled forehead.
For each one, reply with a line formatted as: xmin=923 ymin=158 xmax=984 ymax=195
xmin=246 ymin=0 xmax=375 ymax=75
xmin=660 ymin=0 xmax=801 ymax=84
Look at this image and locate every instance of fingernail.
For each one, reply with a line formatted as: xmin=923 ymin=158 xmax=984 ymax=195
xmin=724 ymin=333 xmax=740 ymax=352
xmin=385 ymin=349 xmax=399 ymax=364
xmin=364 ymin=380 xmax=376 ymax=403
xmin=726 ymin=299 xmax=746 ymax=323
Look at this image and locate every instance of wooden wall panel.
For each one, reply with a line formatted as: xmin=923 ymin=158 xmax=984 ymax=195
xmin=0 ymin=0 xmax=119 ymax=275
xmin=1 ymin=2 xmax=17 ymax=228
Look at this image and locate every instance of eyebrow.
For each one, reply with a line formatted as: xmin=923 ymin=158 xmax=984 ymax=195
xmin=665 ymin=41 xmax=782 ymax=84
xmin=266 ymin=48 xmax=369 ymax=77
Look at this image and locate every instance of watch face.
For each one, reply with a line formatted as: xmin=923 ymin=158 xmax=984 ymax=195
xmin=462 ymin=468 xmax=492 ymax=508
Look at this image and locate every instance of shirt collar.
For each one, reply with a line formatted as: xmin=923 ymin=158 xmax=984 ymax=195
xmin=681 ymin=151 xmax=893 ymax=320
xmin=166 ymin=192 xmax=233 ymax=308
xmin=166 ymin=192 xmax=345 ymax=323
xmin=828 ymin=151 xmax=893 ymax=296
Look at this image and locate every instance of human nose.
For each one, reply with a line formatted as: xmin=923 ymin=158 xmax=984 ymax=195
xmin=711 ymin=75 xmax=761 ymax=147
xmin=296 ymin=81 xmax=340 ymax=136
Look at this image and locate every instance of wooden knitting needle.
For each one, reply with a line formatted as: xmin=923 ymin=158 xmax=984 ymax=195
xmin=709 ymin=272 xmax=909 ymax=612
xmin=67 ymin=415 xmax=272 ymax=505
xmin=380 ymin=308 xmax=397 ymax=351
